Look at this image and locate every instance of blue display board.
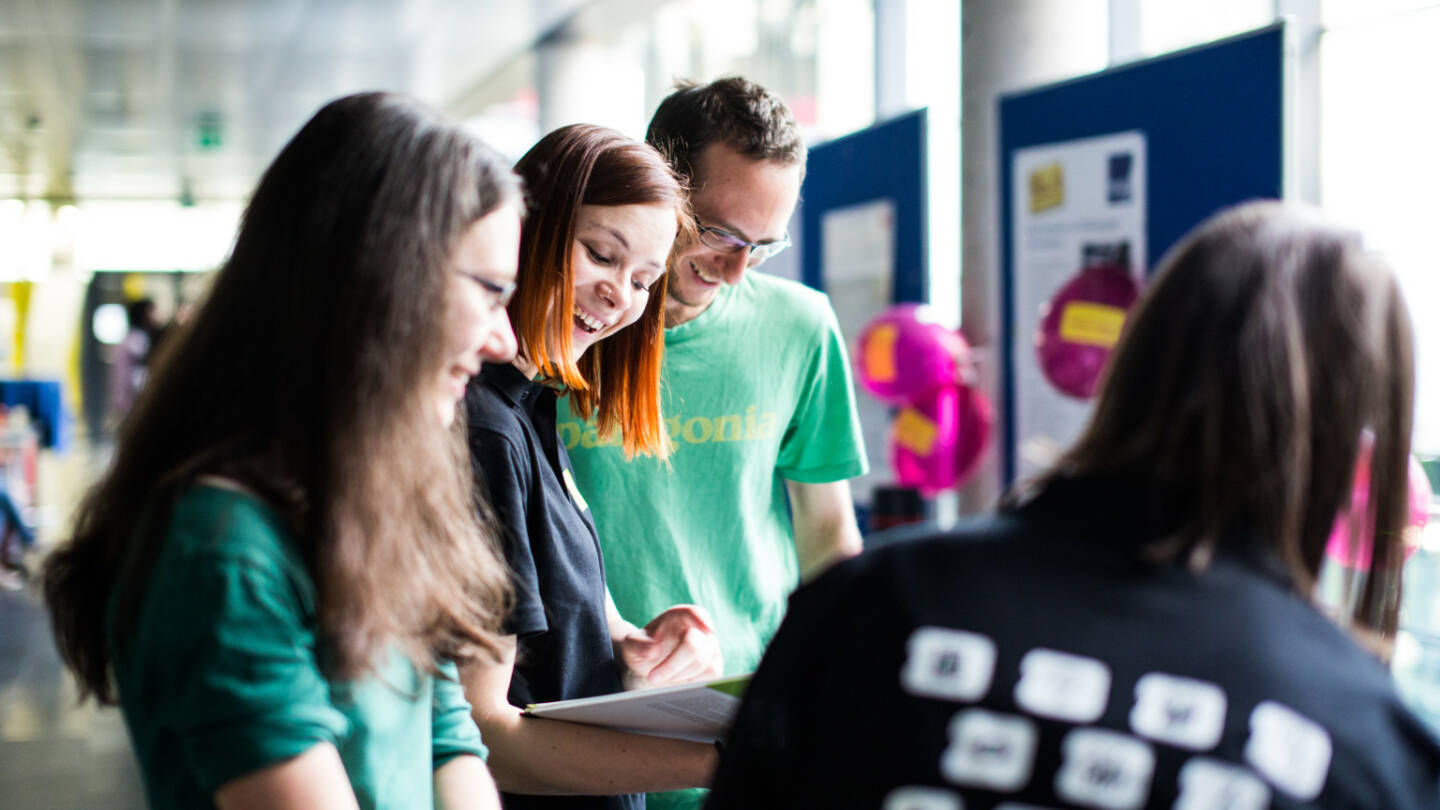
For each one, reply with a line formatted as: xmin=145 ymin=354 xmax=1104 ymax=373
xmin=801 ymin=107 xmax=927 ymax=301
xmin=799 ymin=108 xmax=929 ymax=519
xmin=999 ymin=24 xmax=1287 ymax=485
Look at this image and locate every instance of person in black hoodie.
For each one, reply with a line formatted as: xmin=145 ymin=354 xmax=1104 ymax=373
xmin=708 ymin=200 xmax=1440 ymax=809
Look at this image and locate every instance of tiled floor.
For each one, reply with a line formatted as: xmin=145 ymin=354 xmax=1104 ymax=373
xmin=0 ymin=582 xmax=146 ymax=809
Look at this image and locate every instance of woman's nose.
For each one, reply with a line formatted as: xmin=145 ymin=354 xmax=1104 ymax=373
xmin=598 ymin=274 xmax=631 ymax=312
xmin=480 ymin=309 xmax=517 ymax=363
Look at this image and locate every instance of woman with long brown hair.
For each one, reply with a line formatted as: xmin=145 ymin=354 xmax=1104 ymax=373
xmin=44 ymin=92 xmax=521 ymax=810
xmin=707 ymin=201 xmax=1440 ymax=808
xmin=460 ymin=124 xmax=722 ymax=809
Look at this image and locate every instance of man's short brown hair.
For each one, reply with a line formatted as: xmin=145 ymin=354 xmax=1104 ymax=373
xmin=646 ymin=76 xmax=806 ymax=185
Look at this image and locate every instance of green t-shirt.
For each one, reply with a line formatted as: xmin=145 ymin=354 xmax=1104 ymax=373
xmin=111 ymin=484 xmax=487 ymax=810
xmin=558 ymin=272 xmax=867 ymax=809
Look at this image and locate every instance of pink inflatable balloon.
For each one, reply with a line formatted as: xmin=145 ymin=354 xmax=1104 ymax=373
xmin=889 ymin=383 xmax=993 ymax=495
xmin=855 ymin=304 xmax=970 ymax=404
xmin=1035 ymin=264 xmax=1140 ymax=399
xmin=1325 ymin=454 xmax=1432 ymax=570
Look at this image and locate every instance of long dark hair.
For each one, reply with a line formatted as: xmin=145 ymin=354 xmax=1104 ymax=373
xmin=1026 ymin=201 xmax=1415 ymax=636
xmin=45 ymin=92 xmax=519 ymax=702
xmin=507 ymin=123 xmax=690 ymax=459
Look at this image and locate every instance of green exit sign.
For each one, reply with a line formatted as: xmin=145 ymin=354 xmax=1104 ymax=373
xmin=196 ymin=111 xmax=223 ymax=149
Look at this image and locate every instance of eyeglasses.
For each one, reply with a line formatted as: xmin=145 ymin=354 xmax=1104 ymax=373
xmin=458 ymin=271 xmax=517 ymax=311
xmin=693 ymin=218 xmax=792 ymax=267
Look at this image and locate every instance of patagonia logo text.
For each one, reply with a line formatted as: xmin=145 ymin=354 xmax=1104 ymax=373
xmin=558 ymin=405 xmax=779 ymax=450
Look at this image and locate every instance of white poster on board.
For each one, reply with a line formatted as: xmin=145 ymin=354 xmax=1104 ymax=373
xmin=822 ymin=197 xmax=897 ymax=506
xmin=1010 ymin=131 xmax=1147 ymax=482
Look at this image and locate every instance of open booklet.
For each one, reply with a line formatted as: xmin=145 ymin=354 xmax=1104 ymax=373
xmin=522 ymin=675 xmax=751 ymax=743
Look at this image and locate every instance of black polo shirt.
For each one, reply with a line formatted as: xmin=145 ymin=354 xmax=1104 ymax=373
xmin=707 ymin=475 xmax=1440 ymax=810
xmin=465 ymin=362 xmax=641 ymax=810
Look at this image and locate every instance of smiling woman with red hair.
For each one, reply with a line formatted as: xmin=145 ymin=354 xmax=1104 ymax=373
xmin=460 ymin=124 xmax=721 ymax=810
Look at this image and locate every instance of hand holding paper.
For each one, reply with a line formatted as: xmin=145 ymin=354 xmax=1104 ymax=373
xmin=616 ymin=604 xmax=723 ymax=689
xmin=524 ymin=674 xmax=751 ymax=743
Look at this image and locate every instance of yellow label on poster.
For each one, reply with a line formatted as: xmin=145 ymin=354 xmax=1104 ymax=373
xmin=122 ymin=272 xmax=148 ymax=300
xmin=1059 ymin=302 xmax=1126 ymax=348
xmin=1028 ymin=163 xmax=1065 ymax=213
xmin=563 ymin=468 xmax=589 ymax=512
xmin=865 ymin=324 xmax=899 ymax=382
xmin=894 ymin=408 xmax=939 ymax=456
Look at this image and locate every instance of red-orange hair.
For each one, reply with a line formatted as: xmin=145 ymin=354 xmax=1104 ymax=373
xmin=510 ymin=124 xmax=691 ymax=459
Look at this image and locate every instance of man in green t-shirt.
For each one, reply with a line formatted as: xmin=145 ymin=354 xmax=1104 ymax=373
xmin=557 ymin=77 xmax=868 ymax=810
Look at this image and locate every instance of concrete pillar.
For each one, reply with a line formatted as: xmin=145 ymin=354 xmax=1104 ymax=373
xmin=1108 ymin=0 xmax=1143 ymax=63
xmin=1276 ymin=0 xmax=1321 ymax=204
xmin=960 ymin=0 xmax=1108 ymax=511
xmin=874 ymin=0 xmax=909 ymax=119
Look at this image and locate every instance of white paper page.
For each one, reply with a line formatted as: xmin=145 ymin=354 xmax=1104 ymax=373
xmin=523 ymin=675 xmax=750 ymax=743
